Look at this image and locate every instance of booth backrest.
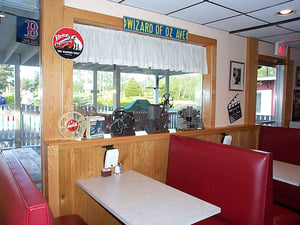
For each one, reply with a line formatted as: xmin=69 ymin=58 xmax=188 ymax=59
xmin=259 ymin=125 xmax=300 ymax=165
xmin=0 ymin=150 xmax=55 ymax=225
xmin=259 ymin=125 xmax=300 ymax=212
xmin=166 ymin=135 xmax=273 ymax=225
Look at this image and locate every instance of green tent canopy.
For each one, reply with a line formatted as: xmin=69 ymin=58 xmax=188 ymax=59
xmin=123 ymin=99 xmax=150 ymax=112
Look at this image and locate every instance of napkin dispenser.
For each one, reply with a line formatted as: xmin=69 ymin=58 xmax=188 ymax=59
xmin=104 ymin=148 xmax=119 ymax=168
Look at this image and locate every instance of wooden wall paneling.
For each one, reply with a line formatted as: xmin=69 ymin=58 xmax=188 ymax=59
xmin=46 ymin=145 xmax=60 ymax=217
xmin=245 ymin=38 xmax=259 ymax=125
xmin=282 ymin=58 xmax=293 ymax=127
xmin=59 ymin=147 xmax=72 ymax=216
xmin=130 ymin=139 xmax=170 ymax=182
xmin=75 ymin=187 xmax=122 ymax=225
xmin=196 ymin=133 xmax=220 ymax=143
xmin=202 ymin=44 xmax=217 ymax=128
xmin=59 ymin=146 xmax=105 ymax=216
xmin=62 ymin=9 xmax=74 ymax=113
xmin=71 ymin=145 xmax=121 ymax=225
xmin=65 ymin=6 xmax=123 ymax=29
xmin=45 ymin=125 xmax=259 ymax=221
xmin=40 ymin=0 xmax=64 ymax=141
xmin=238 ymin=128 xmax=258 ymax=149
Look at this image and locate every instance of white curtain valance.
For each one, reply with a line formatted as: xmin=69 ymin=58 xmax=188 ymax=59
xmin=74 ymin=23 xmax=208 ymax=74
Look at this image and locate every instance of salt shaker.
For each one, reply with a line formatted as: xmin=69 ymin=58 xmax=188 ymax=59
xmin=115 ymin=164 xmax=120 ymax=175
xmin=119 ymin=163 xmax=123 ymax=174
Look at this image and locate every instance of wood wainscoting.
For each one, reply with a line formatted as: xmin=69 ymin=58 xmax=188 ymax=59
xmin=43 ymin=125 xmax=258 ymax=225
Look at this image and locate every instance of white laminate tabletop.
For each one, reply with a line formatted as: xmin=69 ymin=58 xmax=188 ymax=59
xmin=77 ymin=170 xmax=220 ymax=225
xmin=273 ymin=160 xmax=300 ymax=186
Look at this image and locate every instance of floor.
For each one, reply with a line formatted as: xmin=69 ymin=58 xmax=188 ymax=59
xmin=12 ymin=146 xmax=42 ymax=191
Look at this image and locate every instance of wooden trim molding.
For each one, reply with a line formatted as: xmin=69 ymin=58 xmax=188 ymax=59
xmin=258 ymin=51 xmax=293 ymax=127
xmin=40 ymin=0 xmax=64 ymax=141
xmin=282 ymin=52 xmax=293 ymax=127
xmin=245 ymin=38 xmax=258 ymax=125
xmin=258 ymin=54 xmax=285 ymax=66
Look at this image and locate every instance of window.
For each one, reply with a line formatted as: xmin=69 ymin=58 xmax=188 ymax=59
xmin=169 ymin=73 xmax=202 ymax=111
xmin=120 ymin=73 xmax=155 ymax=105
xmin=73 ymin=69 xmax=93 ymax=106
xmin=72 ymin=23 xmax=206 ymax=131
xmin=97 ymin=71 xmax=113 ymax=108
xmin=256 ymin=89 xmax=272 ymax=115
xmin=256 ymin=64 xmax=283 ymax=126
xmin=73 ymin=66 xmax=203 ymax=130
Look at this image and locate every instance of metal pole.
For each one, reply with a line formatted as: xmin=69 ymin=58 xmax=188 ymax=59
xmin=154 ymin=74 xmax=159 ymax=104
xmin=92 ymin=69 xmax=97 ymax=106
xmin=113 ymin=65 xmax=120 ymax=109
xmin=14 ymin=64 xmax=21 ymax=147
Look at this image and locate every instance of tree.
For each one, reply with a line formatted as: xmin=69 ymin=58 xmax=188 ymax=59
xmin=124 ymin=78 xmax=144 ymax=97
xmin=0 ymin=64 xmax=14 ymax=91
xmin=257 ymin=66 xmax=276 ymax=78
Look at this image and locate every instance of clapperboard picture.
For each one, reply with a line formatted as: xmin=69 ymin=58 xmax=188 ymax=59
xmin=227 ymin=94 xmax=242 ymax=123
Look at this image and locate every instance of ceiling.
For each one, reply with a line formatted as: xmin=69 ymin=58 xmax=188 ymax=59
xmin=109 ymin=0 xmax=300 ymax=50
xmin=0 ymin=0 xmax=39 ymax=66
xmin=0 ymin=0 xmax=299 ymax=67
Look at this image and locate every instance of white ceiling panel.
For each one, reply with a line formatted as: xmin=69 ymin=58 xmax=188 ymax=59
xmin=207 ymin=15 xmax=267 ymax=32
xmin=238 ymin=26 xmax=292 ymax=38
xmin=279 ymin=20 xmax=300 ymax=32
xmin=260 ymin=32 xmax=300 ymax=43
xmin=111 ymin=0 xmax=203 ymax=15
xmin=248 ymin=1 xmax=300 ymax=23
xmin=287 ymin=40 xmax=300 ymax=48
xmin=170 ymin=2 xmax=240 ymax=25
xmin=210 ymin=0 xmax=289 ymax=13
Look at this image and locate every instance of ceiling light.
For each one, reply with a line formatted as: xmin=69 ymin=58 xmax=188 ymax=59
xmin=0 ymin=13 xmax=5 ymax=18
xmin=276 ymin=9 xmax=295 ymax=16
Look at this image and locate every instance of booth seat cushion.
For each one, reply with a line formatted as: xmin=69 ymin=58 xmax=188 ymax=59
xmin=0 ymin=149 xmax=87 ymax=225
xmin=194 ymin=217 xmax=230 ymax=225
xmin=273 ymin=180 xmax=300 ymax=212
xmin=273 ymin=204 xmax=300 ymax=225
xmin=0 ymin=150 xmax=54 ymax=225
xmin=54 ymin=214 xmax=87 ymax=225
xmin=197 ymin=204 xmax=300 ymax=225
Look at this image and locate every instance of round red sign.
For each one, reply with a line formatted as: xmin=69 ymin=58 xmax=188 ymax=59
xmin=67 ymin=119 xmax=79 ymax=132
xmin=52 ymin=27 xmax=84 ymax=59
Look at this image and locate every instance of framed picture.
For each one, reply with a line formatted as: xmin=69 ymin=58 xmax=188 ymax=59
xmin=229 ymin=61 xmax=244 ymax=91
xmin=292 ymin=90 xmax=300 ymax=121
xmin=295 ymin=66 xmax=300 ymax=87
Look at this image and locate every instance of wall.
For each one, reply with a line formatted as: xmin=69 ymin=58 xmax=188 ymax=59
xmin=65 ymin=0 xmax=247 ymax=127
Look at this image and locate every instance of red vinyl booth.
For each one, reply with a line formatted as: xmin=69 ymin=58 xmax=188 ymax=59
xmin=0 ymin=149 xmax=87 ymax=225
xmin=259 ymin=125 xmax=300 ymax=212
xmin=166 ymin=135 xmax=300 ymax=225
